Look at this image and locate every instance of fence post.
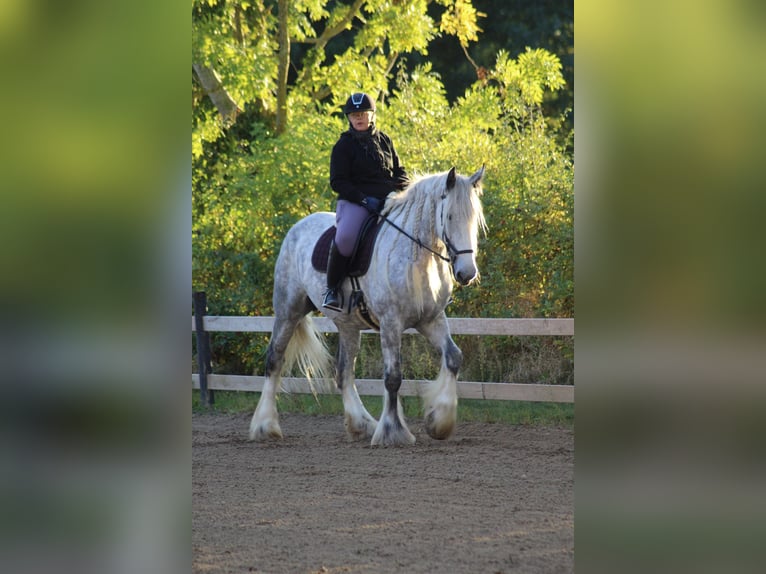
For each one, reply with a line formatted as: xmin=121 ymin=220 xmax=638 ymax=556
xmin=193 ymin=291 xmax=214 ymax=407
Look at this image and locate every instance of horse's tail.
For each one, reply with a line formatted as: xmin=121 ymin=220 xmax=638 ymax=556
xmin=282 ymin=315 xmax=334 ymax=397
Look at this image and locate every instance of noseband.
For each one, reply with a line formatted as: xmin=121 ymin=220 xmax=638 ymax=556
xmin=439 ymin=191 xmax=474 ymax=265
xmin=442 ymin=232 xmax=474 ymax=265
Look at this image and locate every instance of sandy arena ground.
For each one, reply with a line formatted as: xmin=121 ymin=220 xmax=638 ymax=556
xmin=193 ymin=411 xmax=573 ymax=574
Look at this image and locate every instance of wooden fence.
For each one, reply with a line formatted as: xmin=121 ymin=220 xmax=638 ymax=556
xmin=192 ymin=297 xmax=574 ymax=405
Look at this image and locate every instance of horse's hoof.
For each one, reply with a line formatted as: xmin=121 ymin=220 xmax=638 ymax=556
xmin=249 ymin=421 xmax=283 ymax=441
xmin=371 ymin=420 xmax=416 ymax=446
xmin=344 ymin=414 xmax=377 ymax=441
xmin=424 ymin=407 xmax=456 ymax=440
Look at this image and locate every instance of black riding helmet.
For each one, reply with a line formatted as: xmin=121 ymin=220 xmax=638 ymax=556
xmin=343 ymin=92 xmax=376 ymax=115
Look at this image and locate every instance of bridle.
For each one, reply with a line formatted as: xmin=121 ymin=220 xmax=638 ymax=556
xmin=439 ymin=191 xmax=475 ymax=265
xmin=378 ymin=186 xmax=474 ymax=267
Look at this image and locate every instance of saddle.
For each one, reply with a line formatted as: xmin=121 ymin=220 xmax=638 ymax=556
xmin=311 ymin=214 xmax=383 ymax=277
xmin=311 ymin=214 xmax=383 ymax=330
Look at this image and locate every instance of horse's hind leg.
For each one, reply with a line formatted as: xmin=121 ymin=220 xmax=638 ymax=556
xmin=417 ymin=315 xmax=460 ymax=440
xmin=371 ymin=326 xmax=416 ymax=446
xmin=248 ymin=316 xmax=295 ymax=440
xmin=250 ymin=288 xmax=318 ymax=440
xmin=337 ymin=326 xmax=377 ymax=440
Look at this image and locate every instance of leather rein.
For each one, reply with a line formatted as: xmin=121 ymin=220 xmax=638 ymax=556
xmin=376 ymin=190 xmax=474 ymax=266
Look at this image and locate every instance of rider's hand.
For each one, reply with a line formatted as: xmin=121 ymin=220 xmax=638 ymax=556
xmin=361 ymin=196 xmax=383 ymax=214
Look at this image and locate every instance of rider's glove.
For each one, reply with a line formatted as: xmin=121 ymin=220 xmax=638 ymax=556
xmin=361 ymin=196 xmax=383 ymax=214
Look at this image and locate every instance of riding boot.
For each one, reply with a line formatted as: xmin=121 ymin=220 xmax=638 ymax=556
xmin=322 ymin=241 xmax=350 ymax=312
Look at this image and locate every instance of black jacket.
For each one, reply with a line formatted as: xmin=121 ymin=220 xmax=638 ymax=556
xmin=329 ymin=127 xmax=409 ymax=204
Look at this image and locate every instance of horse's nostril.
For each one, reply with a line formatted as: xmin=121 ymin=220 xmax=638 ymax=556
xmin=457 ymin=269 xmax=477 ymax=285
xmin=456 ymin=271 xmax=472 ymax=285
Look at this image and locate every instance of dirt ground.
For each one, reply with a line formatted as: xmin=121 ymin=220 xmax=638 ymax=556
xmin=193 ymin=411 xmax=574 ymax=574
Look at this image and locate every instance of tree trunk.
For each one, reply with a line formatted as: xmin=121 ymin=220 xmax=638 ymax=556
xmin=192 ymin=62 xmax=240 ymax=124
xmin=275 ymin=0 xmax=290 ymax=135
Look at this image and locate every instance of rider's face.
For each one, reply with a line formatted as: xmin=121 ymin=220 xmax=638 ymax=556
xmin=348 ymin=111 xmax=373 ymax=131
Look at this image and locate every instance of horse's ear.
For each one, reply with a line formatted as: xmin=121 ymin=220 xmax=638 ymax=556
xmin=446 ymin=167 xmax=457 ymax=190
xmin=469 ymin=164 xmax=485 ymax=187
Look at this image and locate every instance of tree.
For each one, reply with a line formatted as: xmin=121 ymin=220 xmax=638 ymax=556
xmin=193 ymin=0 xmax=485 ymax=134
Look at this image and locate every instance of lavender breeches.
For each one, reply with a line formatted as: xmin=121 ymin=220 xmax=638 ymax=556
xmin=334 ymin=199 xmax=371 ymax=257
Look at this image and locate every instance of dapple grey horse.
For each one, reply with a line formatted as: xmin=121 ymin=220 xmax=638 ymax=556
xmin=249 ymin=166 xmax=486 ymax=446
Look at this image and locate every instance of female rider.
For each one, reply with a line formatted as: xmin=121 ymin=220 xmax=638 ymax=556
xmin=323 ymin=92 xmax=409 ymax=311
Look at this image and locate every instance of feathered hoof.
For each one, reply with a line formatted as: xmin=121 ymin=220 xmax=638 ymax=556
xmin=345 ymin=414 xmax=378 ymax=441
xmin=249 ymin=419 xmax=283 ymax=441
xmin=424 ymin=404 xmax=456 ymax=440
xmin=371 ymin=419 xmax=416 ymax=446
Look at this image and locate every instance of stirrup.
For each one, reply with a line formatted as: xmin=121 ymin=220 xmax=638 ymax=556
xmin=322 ymin=288 xmax=344 ymax=312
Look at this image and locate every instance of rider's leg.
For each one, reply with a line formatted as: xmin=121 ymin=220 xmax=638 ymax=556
xmin=323 ymin=200 xmax=368 ymax=312
xmin=333 ymin=199 xmax=369 ymax=256
xmin=322 ymin=240 xmax=350 ymax=312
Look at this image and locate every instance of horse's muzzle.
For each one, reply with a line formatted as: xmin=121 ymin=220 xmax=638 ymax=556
xmin=454 ymin=265 xmax=477 ymax=286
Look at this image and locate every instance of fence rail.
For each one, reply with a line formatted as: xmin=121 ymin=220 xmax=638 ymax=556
xmin=191 ymin=315 xmax=574 ymax=336
xmin=191 ymin=312 xmax=574 ymax=404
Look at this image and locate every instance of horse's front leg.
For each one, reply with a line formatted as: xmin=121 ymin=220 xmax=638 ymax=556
xmin=337 ymin=326 xmax=377 ymax=440
xmin=417 ymin=315 xmax=460 ymax=440
xmin=371 ymin=326 xmax=416 ymax=446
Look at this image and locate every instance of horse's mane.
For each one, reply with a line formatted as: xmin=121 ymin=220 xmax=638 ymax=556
xmin=382 ymin=171 xmax=486 ymax=261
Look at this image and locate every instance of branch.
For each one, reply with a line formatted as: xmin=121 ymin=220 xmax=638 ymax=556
xmin=315 ymin=0 xmax=366 ymax=47
xmin=192 ymin=62 xmax=240 ymax=125
xmin=233 ymin=4 xmax=243 ymax=46
xmin=385 ymin=50 xmax=400 ymax=76
xmin=297 ymin=0 xmax=366 ymax=87
xmin=461 ymin=44 xmax=489 ymax=83
xmin=462 ymin=44 xmax=479 ymax=73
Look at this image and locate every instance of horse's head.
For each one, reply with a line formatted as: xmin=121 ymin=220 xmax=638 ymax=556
xmin=439 ymin=166 xmax=487 ymax=285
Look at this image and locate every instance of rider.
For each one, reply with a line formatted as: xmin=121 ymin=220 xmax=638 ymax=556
xmin=323 ymin=92 xmax=409 ymax=312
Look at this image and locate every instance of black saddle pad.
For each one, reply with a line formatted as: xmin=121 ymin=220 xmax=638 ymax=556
xmin=311 ymin=216 xmax=383 ymax=277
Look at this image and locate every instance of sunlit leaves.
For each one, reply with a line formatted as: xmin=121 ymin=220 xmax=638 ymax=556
xmin=192 ymin=108 xmax=224 ymax=159
xmin=439 ymin=0 xmax=486 ymax=48
xmin=313 ymin=51 xmax=384 ymax=105
xmin=289 ymin=0 xmax=330 ymax=41
xmin=357 ymin=0 xmax=435 ymax=55
xmin=494 ymin=47 xmax=566 ymax=108
xmin=385 ymin=63 xmax=450 ymax=169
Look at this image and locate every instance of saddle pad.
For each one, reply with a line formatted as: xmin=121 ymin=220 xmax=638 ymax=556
xmin=311 ymin=217 xmax=383 ymax=277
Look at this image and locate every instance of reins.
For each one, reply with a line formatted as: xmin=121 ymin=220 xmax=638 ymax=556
xmin=377 ymin=212 xmax=451 ymax=262
xmin=377 ymin=187 xmax=474 ymax=265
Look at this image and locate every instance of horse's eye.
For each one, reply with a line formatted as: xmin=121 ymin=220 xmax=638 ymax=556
xmin=448 ymin=214 xmax=452 ymax=221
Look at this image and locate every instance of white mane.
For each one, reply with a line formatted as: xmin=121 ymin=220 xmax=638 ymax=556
xmin=382 ymin=170 xmax=486 ymax=262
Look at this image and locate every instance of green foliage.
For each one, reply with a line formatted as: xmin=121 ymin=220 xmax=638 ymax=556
xmin=439 ymin=0 xmax=486 ymax=48
xmin=495 ymin=48 xmax=566 ymax=108
xmin=192 ymin=0 xmax=573 ymax=380
xmin=192 ymin=0 xmax=277 ymax=109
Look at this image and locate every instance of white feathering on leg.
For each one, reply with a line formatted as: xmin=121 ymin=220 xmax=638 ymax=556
xmin=371 ymin=392 xmax=416 ymax=446
xmin=249 ymin=376 xmax=283 ymax=441
xmin=422 ymin=367 xmax=457 ymax=440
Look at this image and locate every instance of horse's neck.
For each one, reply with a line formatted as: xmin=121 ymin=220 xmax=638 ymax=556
xmin=381 ymin=190 xmax=448 ymax=278
xmin=388 ymin=192 xmax=438 ymax=245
